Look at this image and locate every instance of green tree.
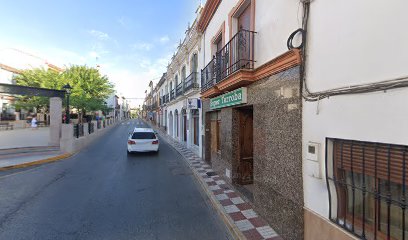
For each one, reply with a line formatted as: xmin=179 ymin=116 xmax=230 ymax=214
xmin=61 ymin=65 xmax=114 ymax=121
xmin=13 ymin=68 xmax=62 ymax=112
xmin=13 ymin=65 xmax=114 ymax=122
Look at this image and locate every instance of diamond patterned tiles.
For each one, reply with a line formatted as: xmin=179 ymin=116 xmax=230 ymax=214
xmin=151 ymin=124 xmax=282 ymax=240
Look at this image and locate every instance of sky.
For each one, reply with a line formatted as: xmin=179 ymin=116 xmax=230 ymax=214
xmin=0 ymin=0 xmax=201 ymax=107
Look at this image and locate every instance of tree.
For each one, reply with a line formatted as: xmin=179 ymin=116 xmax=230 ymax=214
xmin=13 ymin=65 xmax=114 ymax=122
xmin=13 ymin=68 xmax=62 ymax=112
xmin=61 ymin=65 xmax=114 ymax=121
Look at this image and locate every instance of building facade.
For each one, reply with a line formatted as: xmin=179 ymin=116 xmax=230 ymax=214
xmin=0 ymin=48 xmax=64 ymax=121
xmin=198 ymin=0 xmax=303 ymax=239
xmin=106 ymin=94 xmax=119 ymax=120
xmin=140 ymin=1 xmax=408 ymax=239
xmin=302 ymin=1 xmax=408 ymax=239
xmin=159 ymin=11 xmax=204 ymax=157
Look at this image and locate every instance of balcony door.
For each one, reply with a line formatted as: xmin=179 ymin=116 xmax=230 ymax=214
xmin=238 ymin=4 xmax=251 ymax=31
xmin=237 ymin=4 xmax=252 ymax=69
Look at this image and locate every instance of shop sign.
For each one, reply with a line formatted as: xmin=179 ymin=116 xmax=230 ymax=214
xmin=210 ymin=87 xmax=247 ymax=110
xmin=187 ymin=98 xmax=201 ymax=109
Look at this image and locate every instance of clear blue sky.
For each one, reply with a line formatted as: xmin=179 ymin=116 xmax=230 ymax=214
xmin=0 ymin=0 xmax=201 ymax=106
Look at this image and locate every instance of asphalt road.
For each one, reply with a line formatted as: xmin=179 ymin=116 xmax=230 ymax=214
xmin=0 ymin=119 xmax=232 ymax=240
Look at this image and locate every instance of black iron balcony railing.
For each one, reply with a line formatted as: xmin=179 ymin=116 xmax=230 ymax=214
xmin=152 ymin=101 xmax=158 ymax=109
xmin=170 ymin=89 xmax=175 ymax=100
xmin=176 ymin=82 xmax=183 ymax=97
xmin=184 ymin=72 xmax=199 ymax=92
xmin=165 ymin=94 xmax=169 ymax=103
xmin=201 ymin=58 xmax=216 ymax=92
xmin=201 ymin=29 xmax=256 ymax=92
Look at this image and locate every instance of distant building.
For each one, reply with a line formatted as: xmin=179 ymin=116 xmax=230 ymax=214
xmin=0 ymin=48 xmax=64 ymax=120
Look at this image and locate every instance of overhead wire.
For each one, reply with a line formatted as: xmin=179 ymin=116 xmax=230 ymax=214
xmin=297 ymin=1 xmax=408 ymax=102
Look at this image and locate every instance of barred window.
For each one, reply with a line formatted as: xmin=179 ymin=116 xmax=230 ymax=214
xmin=326 ymin=138 xmax=408 ymax=240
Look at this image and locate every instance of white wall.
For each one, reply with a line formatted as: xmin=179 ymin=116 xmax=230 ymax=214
xmin=0 ymin=69 xmax=14 ymax=84
xmin=303 ymin=0 xmax=408 ymax=219
xmin=201 ymin=0 xmax=299 ymax=69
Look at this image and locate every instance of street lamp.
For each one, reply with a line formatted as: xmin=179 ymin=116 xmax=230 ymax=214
xmin=62 ymin=83 xmax=72 ymax=124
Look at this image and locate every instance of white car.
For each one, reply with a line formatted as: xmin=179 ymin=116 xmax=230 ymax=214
xmin=127 ymin=128 xmax=159 ymax=153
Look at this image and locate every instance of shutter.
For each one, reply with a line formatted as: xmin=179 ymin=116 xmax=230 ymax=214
xmin=334 ymin=139 xmax=408 ymax=185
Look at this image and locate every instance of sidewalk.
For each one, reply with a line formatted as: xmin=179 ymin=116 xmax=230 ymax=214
xmin=0 ymin=152 xmax=63 ymax=169
xmin=152 ymin=124 xmax=282 ymax=240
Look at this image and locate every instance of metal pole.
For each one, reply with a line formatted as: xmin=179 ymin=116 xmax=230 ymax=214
xmin=66 ymin=94 xmax=70 ymax=124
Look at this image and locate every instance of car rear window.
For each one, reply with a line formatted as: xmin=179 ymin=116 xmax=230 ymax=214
xmin=131 ymin=132 xmax=156 ymax=139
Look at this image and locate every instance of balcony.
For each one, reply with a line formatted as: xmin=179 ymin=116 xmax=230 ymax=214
xmin=201 ymin=29 xmax=256 ymax=96
xmin=184 ymin=72 xmax=199 ymax=92
xmin=176 ymin=82 xmax=183 ymax=97
xmin=170 ymin=89 xmax=175 ymax=100
xmin=201 ymin=58 xmax=216 ymax=92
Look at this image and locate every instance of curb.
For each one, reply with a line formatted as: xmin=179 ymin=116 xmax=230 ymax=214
xmin=0 ymin=153 xmax=73 ymax=171
xmin=151 ymin=124 xmax=246 ymax=240
xmin=190 ymin=163 xmax=247 ymax=240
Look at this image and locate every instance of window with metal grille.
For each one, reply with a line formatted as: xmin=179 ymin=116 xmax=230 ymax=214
xmin=326 ymin=138 xmax=408 ymax=240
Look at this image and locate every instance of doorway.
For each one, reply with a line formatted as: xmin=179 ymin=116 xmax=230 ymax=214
xmin=182 ymin=109 xmax=187 ymax=142
xmin=237 ymin=107 xmax=253 ymax=185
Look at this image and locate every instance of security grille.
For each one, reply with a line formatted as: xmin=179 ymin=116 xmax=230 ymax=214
xmin=326 ymin=138 xmax=408 ymax=240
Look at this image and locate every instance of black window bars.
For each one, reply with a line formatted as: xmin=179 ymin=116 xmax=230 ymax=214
xmin=326 ymin=138 xmax=408 ymax=240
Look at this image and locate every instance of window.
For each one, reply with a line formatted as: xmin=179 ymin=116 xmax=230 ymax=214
xmin=215 ymin=35 xmax=223 ymax=53
xmin=327 ymin=139 xmax=408 ymax=240
xmin=181 ymin=66 xmax=186 ymax=81
xmin=190 ymin=53 xmax=198 ymax=73
xmin=131 ymin=132 xmax=156 ymax=139
xmin=192 ymin=110 xmax=199 ymax=146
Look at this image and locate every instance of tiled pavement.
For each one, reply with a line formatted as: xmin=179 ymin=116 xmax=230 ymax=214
xmin=153 ymin=125 xmax=283 ymax=240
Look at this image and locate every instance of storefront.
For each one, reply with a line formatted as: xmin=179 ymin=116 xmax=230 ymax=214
xmin=202 ymin=67 xmax=304 ymax=238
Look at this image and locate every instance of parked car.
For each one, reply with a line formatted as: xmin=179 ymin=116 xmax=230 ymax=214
xmin=127 ymin=128 xmax=159 ymax=154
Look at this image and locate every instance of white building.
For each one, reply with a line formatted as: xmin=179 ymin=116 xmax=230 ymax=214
xmin=106 ymin=94 xmax=119 ymax=119
xmin=0 ymin=48 xmax=64 ymax=120
xmin=302 ymin=1 xmax=408 ymax=239
xmin=162 ymin=11 xmax=203 ymax=157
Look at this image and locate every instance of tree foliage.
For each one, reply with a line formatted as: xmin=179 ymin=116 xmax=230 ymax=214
xmin=12 ymin=65 xmax=114 ymax=117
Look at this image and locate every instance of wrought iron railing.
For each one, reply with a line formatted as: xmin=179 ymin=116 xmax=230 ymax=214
xmin=184 ymin=72 xmax=199 ymax=92
xmin=88 ymin=122 xmax=94 ymax=134
xmin=201 ymin=29 xmax=256 ymax=92
xmin=170 ymin=89 xmax=175 ymax=100
xmin=165 ymin=94 xmax=169 ymax=103
xmin=176 ymin=82 xmax=183 ymax=97
xmin=73 ymin=124 xmax=84 ymax=138
xmin=217 ymin=29 xmax=256 ymax=83
xmin=201 ymin=58 xmax=216 ymax=92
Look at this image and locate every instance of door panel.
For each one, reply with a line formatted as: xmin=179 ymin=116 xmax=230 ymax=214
xmin=238 ymin=5 xmax=251 ymax=30
xmin=238 ymin=109 xmax=253 ymax=185
xmin=183 ymin=115 xmax=187 ymax=142
xmin=237 ymin=5 xmax=252 ymax=70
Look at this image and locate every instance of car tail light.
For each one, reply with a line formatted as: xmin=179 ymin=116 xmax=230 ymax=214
xmin=128 ymin=140 xmax=136 ymax=145
xmin=152 ymin=140 xmax=159 ymax=144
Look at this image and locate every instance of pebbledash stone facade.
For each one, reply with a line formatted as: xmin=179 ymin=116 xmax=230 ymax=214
xmin=202 ymin=66 xmax=303 ymax=240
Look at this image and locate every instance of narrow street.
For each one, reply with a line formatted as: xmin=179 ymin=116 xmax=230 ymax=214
xmin=0 ymin=119 xmax=232 ymax=240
